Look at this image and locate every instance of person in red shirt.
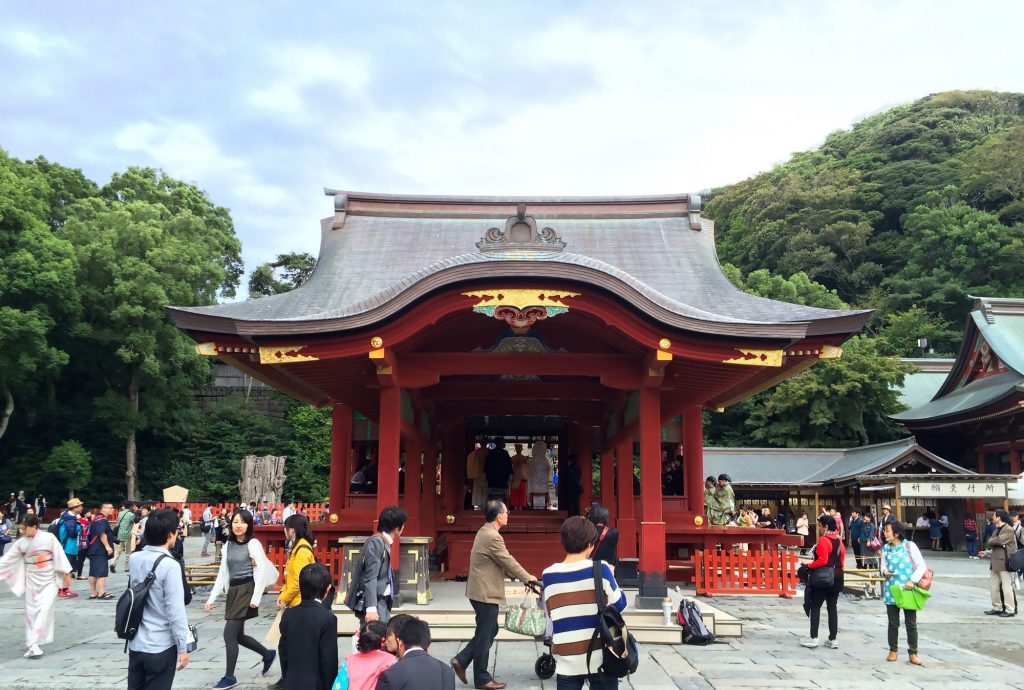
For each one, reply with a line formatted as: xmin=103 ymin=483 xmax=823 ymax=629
xmin=802 ymin=514 xmax=846 ymax=649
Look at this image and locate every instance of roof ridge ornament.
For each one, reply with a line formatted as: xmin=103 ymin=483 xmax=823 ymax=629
xmin=477 ymin=207 xmax=566 ymax=253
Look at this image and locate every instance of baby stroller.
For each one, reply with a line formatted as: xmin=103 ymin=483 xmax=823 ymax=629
xmin=524 ymin=580 xmax=556 ymax=679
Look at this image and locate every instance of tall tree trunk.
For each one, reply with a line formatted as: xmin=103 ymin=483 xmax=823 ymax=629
xmin=125 ymin=369 xmax=140 ymax=500
xmin=0 ymin=385 xmax=13 ymax=441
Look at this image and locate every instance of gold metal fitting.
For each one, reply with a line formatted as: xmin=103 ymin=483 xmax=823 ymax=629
xmin=370 ymin=336 xmax=384 ymax=349
xmin=659 ymin=338 xmax=671 ymax=350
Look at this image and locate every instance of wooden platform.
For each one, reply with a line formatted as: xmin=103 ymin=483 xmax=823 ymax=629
xmin=332 ymin=581 xmax=742 ymax=643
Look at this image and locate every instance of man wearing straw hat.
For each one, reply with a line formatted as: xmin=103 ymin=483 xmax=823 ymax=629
xmin=56 ymin=498 xmax=84 ymax=598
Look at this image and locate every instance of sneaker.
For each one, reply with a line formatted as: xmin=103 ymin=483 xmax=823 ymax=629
xmin=57 ymin=589 xmax=71 ymax=599
xmin=825 ymin=638 xmax=839 ymax=649
xmin=25 ymin=645 xmax=43 ymax=658
xmin=261 ymin=650 xmax=277 ymax=676
xmin=110 ymin=564 xmax=116 ymax=573
xmin=800 ymin=637 xmax=819 ymax=648
xmin=66 ymin=589 xmax=79 ymax=598
xmin=212 ymin=677 xmax=237 ymax=690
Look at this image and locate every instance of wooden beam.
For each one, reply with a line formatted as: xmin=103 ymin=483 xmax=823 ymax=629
xmin=400 ymin=352 xmax=640 ymax=378
xmin=418 ymin=380 xmax=612 ymax=401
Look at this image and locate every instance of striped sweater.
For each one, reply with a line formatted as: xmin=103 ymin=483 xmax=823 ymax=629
xmin=542 ymin=559 xmax=626 ymax=677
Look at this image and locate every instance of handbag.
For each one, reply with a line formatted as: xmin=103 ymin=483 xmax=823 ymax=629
xmin=866 ymin=535 xmax=882 ymax=552
xmin=807 ymin=566 xmax=834 ymax=589
xmin=265 ymin=609 xmax=283 ymax=645
xmin=890 ymin=584 xmax=930 ymax=611
xmin=185 ymin=624 xmax=199 ymax=653
xmin=504 ymin=596 xmax=546 ymax=637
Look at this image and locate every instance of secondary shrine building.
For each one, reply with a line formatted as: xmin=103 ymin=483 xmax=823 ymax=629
xmin=168 ymin=191 xmax=869 ymax=604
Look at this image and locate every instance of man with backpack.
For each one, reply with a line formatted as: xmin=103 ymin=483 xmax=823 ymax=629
xmin=55 ymin=498 xmax=84 ymax=598
xmin=126 ymin=508 xmax=189 ymax=690
xmin=345 ymin=505 xmax=407 ymax=625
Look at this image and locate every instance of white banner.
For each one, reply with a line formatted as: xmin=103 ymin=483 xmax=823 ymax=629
xmin=898 ymin=480 xmax=1006 ymax=498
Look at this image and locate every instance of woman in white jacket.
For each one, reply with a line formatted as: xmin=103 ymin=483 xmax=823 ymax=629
xmin=204 ymin=509 xmax=280 ymax=690
xmin=879 ymin=520 xmax=928 ymax=666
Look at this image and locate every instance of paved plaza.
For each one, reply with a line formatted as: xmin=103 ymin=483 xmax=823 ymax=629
xmin=0 ymin=537 xmax=1021 ymax=690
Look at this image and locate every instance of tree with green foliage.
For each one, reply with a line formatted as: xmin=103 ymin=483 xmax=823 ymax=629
xmin=282 ymin=403 xmax=331 ymax=501
xmin=0 ymin=150 xmax=80 ymax=441
xmin=248 ymin=252 xmax=316 ymax=297
xmin=872 ymin=305 xmax=960 ymax=357
xmin=167 ymin=396 xmax=289 ymax=502
xmin=42 ymin=440 xmax=92 ymax=499
xmin=59 ymin=168 xmax=242 ymax=498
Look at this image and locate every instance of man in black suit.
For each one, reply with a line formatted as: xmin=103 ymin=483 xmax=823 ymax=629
xmin=279 ymin=563 xmax=339 ymax=690
xmin=377 ymin=617 xmax=455 ymax=690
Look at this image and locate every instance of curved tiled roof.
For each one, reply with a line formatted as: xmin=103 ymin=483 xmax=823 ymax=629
xmin=168 ymin=192 xmax=870 ymax=339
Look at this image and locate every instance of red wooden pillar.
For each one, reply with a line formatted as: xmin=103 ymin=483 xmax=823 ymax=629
xmin=404 ymin=436 xmax=423 ymax=535
xmin=421 ymin=440 xmax=437 ymax=538
xmin=600 ymin=447 xmax=615 ymax=519
xmin=329 ymin=403 xmax=352 ymax=516
xmin=616 ymin=437 xmax=637 ymax=558
xmin=441 ymin=423 xmax=465 ymax=518
xmin=638 ymin=387 xmax=667 ymax=605
xmin=377 ymin=387 xmax=401 ymax=515
xmin=579 ymin=426 xmax=594 ymax=514
xmin=683 ymin=405 xmax=705 ymax=516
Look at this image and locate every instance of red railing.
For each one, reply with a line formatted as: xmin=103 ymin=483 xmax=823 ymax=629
xmin=266 ymin=542 xmax=346 ymax=587
xmin=150 ymin=502 xmax=329 ymax=522
xmin=694 ymin=549 xmax=800 ymax=598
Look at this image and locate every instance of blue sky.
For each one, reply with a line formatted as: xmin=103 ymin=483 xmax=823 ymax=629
xmin=2 ymin=1 xmax=1023 ymax=294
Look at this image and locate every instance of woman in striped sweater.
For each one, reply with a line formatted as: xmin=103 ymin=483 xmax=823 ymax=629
xmin=542 ymin=516 xmax=627 ymax=690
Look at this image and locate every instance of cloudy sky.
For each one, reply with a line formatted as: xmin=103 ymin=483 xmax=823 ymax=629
xmin=2 ymin=1 xmax=1023 ymax=293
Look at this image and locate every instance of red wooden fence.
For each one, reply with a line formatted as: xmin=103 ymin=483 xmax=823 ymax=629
xmin=694 ymin=549 xmax=800 ymax=598
xmin=151 ymin=502 xmax=329 ymax=522
xmin=266 ymin=542 xmax=345 ymax=586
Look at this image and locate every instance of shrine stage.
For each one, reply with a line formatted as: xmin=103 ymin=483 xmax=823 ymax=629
xmin=261 ymin=507 xmax=801 ymax=587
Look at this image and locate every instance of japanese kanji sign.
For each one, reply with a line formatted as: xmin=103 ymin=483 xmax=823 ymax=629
xmin=898 ymin=480 xmax=1006 ymax=498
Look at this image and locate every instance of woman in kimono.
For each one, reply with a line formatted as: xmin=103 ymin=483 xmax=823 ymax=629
xmin=0 ymin=515 xmax=73 ymax=658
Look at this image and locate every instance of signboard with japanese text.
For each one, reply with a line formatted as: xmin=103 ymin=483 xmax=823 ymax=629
xmin=898 ymin=480 xmax=1006 ymax=498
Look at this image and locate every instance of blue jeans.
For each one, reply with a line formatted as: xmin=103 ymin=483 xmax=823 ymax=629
xmin=556 ymin=673 xmax=618 ymax=689
xmin=965 ymin=538 xmax=978 ymax=557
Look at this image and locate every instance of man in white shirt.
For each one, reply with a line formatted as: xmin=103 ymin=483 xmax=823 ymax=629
xmin=200 ymin=505 xmax=215 ymax=557
xmin=282 ymin=501 xmax=296 ymax=522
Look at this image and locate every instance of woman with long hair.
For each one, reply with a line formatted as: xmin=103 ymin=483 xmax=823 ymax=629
xmin=586 ymin=503 xmax=619 ymax=572
xmin=880 ymin=520 xmax=927 ymax=665
xmin=802 ymin=514 xmax=845 ymax=649
xmin=333 ymin=620 xmax=395 ymax=690
xmin=204 ymin=509 xmax=280 ymax=690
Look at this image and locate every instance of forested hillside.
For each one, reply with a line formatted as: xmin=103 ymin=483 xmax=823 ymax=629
xmin=706 ymin=90 xmax=1024 ymax=355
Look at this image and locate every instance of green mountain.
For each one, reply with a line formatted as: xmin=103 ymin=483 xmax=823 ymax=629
xmin=705 ymin=90 xmax=1024 ymax=355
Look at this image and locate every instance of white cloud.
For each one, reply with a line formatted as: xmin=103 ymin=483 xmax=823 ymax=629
xmin=247 ymin=46 xmax=373 ymax=124
xmin=113 ymin=121 xmax=288 ymax=207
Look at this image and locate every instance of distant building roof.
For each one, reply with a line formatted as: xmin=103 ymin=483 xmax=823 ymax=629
xmin=704 ymin=436 xmax=976 ymax=487
xmin=894 ymin=298 xmax=1024 ymax=426
xmin=168 ymin=192 xmax=870 ymax=339
xmin=897 ymin=359 xmax=954 ymax=409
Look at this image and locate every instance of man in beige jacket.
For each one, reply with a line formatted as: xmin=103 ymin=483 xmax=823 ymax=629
xmin=450 ymin=501 xmax=535 ymax=689
xmin=980 ymin=508 xmax=1018 ymax=617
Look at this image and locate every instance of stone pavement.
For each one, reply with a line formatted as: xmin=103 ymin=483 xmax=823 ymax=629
xmin=0 ymin=539 xmax=1020 ymax=689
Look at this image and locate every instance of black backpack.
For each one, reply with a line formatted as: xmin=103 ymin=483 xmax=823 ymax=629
xmin=115 ymin=554 xmax=168 ymax=651
xmin=677 ymin=598 xmax=716 ymax=645
xmin=586 ymin=561 xmax=639 ymax=679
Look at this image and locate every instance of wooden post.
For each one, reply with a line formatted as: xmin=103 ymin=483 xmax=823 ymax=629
xmin=578 ymin=425 xmax=594 ymax=514
xmin=683 ymin=405 xmax=705 ymax=515
xmin=638 ymin=387 xmax=667 ymax=605
xmin=329 ymin=403 xmax=352 ymax=516
xmin=600 ymin=447 xmax=615 ymax=514
xmin=377 ymin=387 xmax=401 ymax=515
xmin=894 ymin=482 xmax=904 ymax=523
xmin=404 ymin=436 xmax=423 ymax=535
xmin=814 ymin=491 xmax=821 ymax=539
xmin=616 ymin=437 xmax=637 ymax=558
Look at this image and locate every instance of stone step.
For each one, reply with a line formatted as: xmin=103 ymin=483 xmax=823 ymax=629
xmin=332 ymin=603 xmax=739 ymax=642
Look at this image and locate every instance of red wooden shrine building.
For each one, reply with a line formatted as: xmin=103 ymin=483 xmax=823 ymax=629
xmin=169 ymin=191 xmax=870 ymax=605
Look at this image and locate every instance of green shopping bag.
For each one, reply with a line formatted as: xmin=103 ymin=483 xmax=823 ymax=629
xmin=890 ymin=584 xmax=931 ymax=611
